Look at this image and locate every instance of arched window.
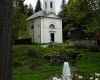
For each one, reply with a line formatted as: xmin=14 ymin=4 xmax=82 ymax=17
xmin=31 ymin=25 xmax=34 ymax=29
xmin=50 ymin=2 xmax=53 ymax=8
xmin=49 ymin=24 xmax=55 ymax=29
xmin=45 ymin=2 xmax=47 ymax=9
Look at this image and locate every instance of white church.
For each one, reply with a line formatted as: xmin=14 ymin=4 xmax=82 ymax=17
xmin=27 ymin=0 xmax=63 ymax=43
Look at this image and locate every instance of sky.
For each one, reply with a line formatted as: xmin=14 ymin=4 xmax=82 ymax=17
xmin=24 ymin=0 xmax=68 ymax=14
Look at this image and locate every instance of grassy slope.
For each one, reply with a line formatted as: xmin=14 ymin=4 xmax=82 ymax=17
xmin=76 ymin=52 xmax=100 ymax=77
xmin=13 ymin=66 xmax=62 ymax=80
xmin=13 ymin=44 xmax=100 ymax=80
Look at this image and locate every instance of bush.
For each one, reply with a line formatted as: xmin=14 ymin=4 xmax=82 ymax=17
xmin=88 ymin=46 xmax=100 ymax=52
xmin=12 ymin=45 xmax=45 ymax=70
xmin=13 ymin=60 xmax=23 ymax=68
xmin=44 ymin=52 xmax=67 ymax=65
xmin=12 ymin=45 xmax=44 ymax=58
xmin=66 ymin=49 xmax=80 ymax=66
xmin=73 ymin=43 xmax=86 ymax=49
xmin=27 ymin=46 xmax=38 ymax=57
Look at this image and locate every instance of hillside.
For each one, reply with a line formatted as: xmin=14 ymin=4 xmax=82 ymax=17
xmin=12 ymin=44 xmax=100 ymax=80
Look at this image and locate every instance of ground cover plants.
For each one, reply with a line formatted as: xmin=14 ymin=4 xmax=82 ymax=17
xmin=12 ymin=43 xmax=100 ymax=80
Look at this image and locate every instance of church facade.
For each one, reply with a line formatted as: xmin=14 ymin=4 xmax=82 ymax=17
xmin=27 ymin=0 xmax=63 ymax=43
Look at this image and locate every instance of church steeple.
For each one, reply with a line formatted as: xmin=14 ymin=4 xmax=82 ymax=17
xmin=43 ymin=0 xmax=55 ymax=13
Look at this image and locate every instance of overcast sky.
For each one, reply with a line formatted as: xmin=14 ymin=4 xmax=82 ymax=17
xmin=24 ymin=0 xmax=68 ymax=14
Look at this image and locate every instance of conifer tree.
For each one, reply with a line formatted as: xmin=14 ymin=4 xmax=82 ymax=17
xmin=34 ymin=0 xmax=42 ymax=13
xmin=27 ymin=4 xmax=34 ymax=17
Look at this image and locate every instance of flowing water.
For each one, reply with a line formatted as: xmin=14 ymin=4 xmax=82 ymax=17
xmin=62 ymin=62 xmax=71 ymax=80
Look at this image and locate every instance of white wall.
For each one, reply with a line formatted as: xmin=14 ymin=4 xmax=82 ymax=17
xmin=29 ymin=16 xmax=62 ymax=43
xmin=32 ymin=18 xmax=41 ymax=43
xmin=41 ymin=17 xmax=62 ymax=43
xmin=43 ymin=0 xmax=55 ymax=13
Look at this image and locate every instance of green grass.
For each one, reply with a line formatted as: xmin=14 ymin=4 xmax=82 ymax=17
xmin=13 ymin=72 xmax=59 ymax=80
xmin=12 ymin=44 xmax=100 ymax=80
xmin=53 ymin=43 xmax=69 ymax=47
xmin=76 ymin=51 xmax=100 ymax=79
xmin=13 ymin=65 xmax=62 ymax=80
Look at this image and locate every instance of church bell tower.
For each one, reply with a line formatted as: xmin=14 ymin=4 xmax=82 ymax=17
xmin=43 ymin=0 xmax=55 ymax=13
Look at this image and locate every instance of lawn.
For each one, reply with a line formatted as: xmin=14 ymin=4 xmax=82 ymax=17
xmin=13 ymin=65 xmax=62 ymax=80
xmin=12 ymin=43 xmax=100 ymax=80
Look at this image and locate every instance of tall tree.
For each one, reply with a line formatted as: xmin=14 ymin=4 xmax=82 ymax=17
xmin=27 ymin=3 xmax=34 ymax=17
xmin=83 ymin=0 xmax=100 ymax=37
xmin=12 ymin=0 xmax=30 ymax=40
xmin=85 ymin=9 xmax=100 ymax=38
xmin=34 ymin=0 xmax=42 ymax=13
xmin=58 ymin=0 xmax=70 ymax=41
xmin=67 ymin=0 xmax=89 ymax=28
xmin=0 ymin=0 xmax=12 ymax=80
xmin=59 ymin=0 xmax=100 ymax=39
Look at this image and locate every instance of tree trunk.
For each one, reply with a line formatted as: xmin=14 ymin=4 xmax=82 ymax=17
xmin=0 ymin=0 xmax=12 ymax=80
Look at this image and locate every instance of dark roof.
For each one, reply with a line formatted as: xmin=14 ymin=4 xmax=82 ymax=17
xmin=26 ymin=10 xmax=60 ymax=20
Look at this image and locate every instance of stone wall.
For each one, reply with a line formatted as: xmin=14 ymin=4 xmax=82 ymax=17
xmin=69 ymin=39 xmax=96 ymax=47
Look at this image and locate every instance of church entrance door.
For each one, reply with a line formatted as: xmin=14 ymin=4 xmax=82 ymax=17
xmin=50 ymin=33 xmax=54 ymax=42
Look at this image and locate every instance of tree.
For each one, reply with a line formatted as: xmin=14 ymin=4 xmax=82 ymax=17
xmin=58 ymin=0 xmax=70 ymax=41
xmin=67 ymin=0 xmax=89 ymax=28
xmin=0 ymin=0 xmax=12 ymax=80
xmin=12 ymin=0 xmax=30 ymax=40
xmin=34 ymin=0 xmax=42 ymax=13
xmin=59 ymin=0 xmax=100 ymax=39
xmin=27 ymin=4 xmax=34 ymax=17
xmin=85 ymin=9 xmax=100 ymax=38
xmin=83 ymin=0 xmax=100 ymax=38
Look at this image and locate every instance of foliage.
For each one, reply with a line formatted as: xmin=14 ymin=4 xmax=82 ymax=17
xmin=13 ymin=65 xmax=62 ymax=80
xmin=44 ymin=52 xmax=67 ymax=65
xmin=73 ymin=43 xmax=86 ymax=49
xmin=88 ymin=46 xmax=100 ymax=52
xmin=44 ymin=47 xmax=80 ymax=66
xmin=12 ymin=44 xmax=100 ymax=80
xmin=76 ymin=51 xmax=100 ymax=77
xmin=59 ymin=0 xmax=100 ymax=40
xmin=27 ymin=4 xmax=34 ymax=17
xmin=34 ymin=0 xmax=42 ymax=13
xmin=71 ymin=73 xmax=83 ymax=80
xmin=12 ymin=45 xmax=45 ymax=69
xmin=85 ymin=9 xmax=100 ymax=37
xmin=58 ymin=1 xmax=69 ymax=41
xmin=12 ymin=0 xmax=30 ymax=40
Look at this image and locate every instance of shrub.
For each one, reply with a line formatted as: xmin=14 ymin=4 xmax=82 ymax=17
xmin=13 ymin=60 xmax=23 ymax=68
xmin=44 ymin=52 xmax=67 ymax=65
xmin=12 ymin=45 xmax=45 ymax=70
xmin=73 ymin=43 xmax=86 ymax=49
xmin=65 ymin=49 xmax=81 ymax=66
xmin=88 ymin=46 xmax=100 ymax=52
xmin=27 ymin=46 xmax=38 ymax=57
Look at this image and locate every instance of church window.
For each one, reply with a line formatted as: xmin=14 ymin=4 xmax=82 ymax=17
xmin=45 ymin=2 xmax=47 ymax=9
xmin=38 ymin=24 xmax=39 ymax=28
xmin=50 ymin=2 xmax=53 ymax=8
xmin=49 ymin=24 xmax=55 ymax=29
xmin=38 ymin=35 xmax=40 ymax=38
xmin=31 ymin=25 xmax=34 ymax=29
